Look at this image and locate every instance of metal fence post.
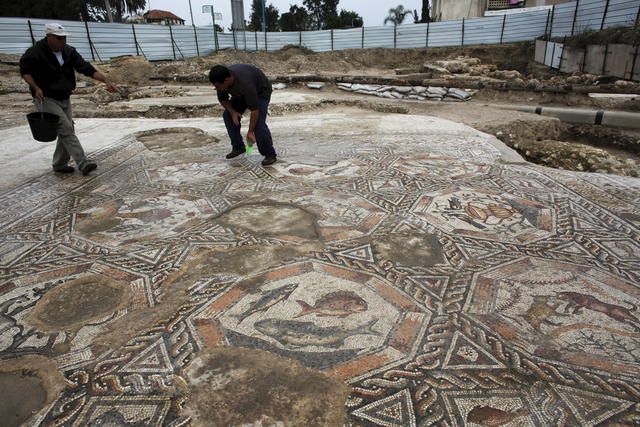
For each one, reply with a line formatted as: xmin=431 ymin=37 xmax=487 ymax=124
xmin=462 ymin=18 xmax=465 ymax=46
xmin=500 ymin=15 xmax=506 ymax=44
xmin=548 ymin=5 xmax=555 ymax=39
xmin=132 ymin=24 xmax=139 ymax=56
xmin=635 ymin=4 xmax=640 ymax=27
xmin=362 ymin=26 xmax=365 ymax=49
xmin=426 ymin=21 xmax=430 ymax=48
xmin=394 ymin=24 xmax=397 ymax=49
xmin=299 ymin=31 xmax=302 ymax=47
xmin=544 ymin=8 xmax=551 ymax=39
xmin=27 ymin=20 xmax=35 ymax=46
xmin=255 ymin=31 xmax=258 ymax=50
xmin=602 ymin=42 xmax=608 ymax=75
xmin=264 ymin=32 xmax=268 ymax=51
xmin=233 ymin=30 xmax=237 ymax=50
xmin=169 ymin=25 xmax=176 ymax=60
xmin=570 ymin=0 xmax=580 ymax=36
xmin=331 ymin=29 xmax=334 ymax=51
xmin=600 ymin=0 xmax=610 ymax=31
xmin=84 ymin=21 xmax=96 ymax=62
xmin=193 ymin=25 xmax=200 ymax=56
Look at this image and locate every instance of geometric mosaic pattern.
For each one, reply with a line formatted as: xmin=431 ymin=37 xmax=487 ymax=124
xmin=1 ymin=112 xmax=639 ymax=425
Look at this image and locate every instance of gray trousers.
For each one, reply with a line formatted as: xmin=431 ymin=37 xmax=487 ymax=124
xmin=36 ymin=97 xmax=90 ymax=170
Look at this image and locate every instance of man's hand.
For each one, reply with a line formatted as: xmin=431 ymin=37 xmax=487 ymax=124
xmin=230 ymin=110 xmax=243 ymax=126
xmin=246 ymin=131 xmax=256 ymax=145
xmin=105 ymin=81 xmax=121 ymax=93
xmin=34 ymin=87 xmax=44 ymax=100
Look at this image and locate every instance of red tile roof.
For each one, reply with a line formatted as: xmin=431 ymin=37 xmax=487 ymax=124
xmin=143 ymin=9 xmax=185 ymax=21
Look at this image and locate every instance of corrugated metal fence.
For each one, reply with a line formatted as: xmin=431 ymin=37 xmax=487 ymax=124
xmin=0 ymin=0 xmax=638 ymax=62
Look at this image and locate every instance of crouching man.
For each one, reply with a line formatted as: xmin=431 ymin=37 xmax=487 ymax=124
xmin=209 ymin=64 xmax=277 ymax=166
xmin=20 ymin=23 xmax=121 ymax=176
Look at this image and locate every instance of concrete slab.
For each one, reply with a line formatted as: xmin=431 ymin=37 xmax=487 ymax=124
xmin=1 ymin=105 xmax=639 ymax=426
xmin=107 ymin=91 xmax=321 ymax=110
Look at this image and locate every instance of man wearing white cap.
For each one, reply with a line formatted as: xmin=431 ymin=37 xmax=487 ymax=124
xmin=19 ymin=23 xmax=121 ymax=175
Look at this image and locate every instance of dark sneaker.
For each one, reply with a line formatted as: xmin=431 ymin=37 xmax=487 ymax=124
xmin=261 ymin=156 xmax=277 ymax=166
xmin=82 ymin=163 xmax=97 ymax=176
xmin=54 ymin=166 xmax=74 ymax=173
xmin=225 ymin=148 xmax=246 ymax=159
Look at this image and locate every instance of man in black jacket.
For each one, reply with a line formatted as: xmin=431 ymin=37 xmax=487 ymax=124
xmin=209 ymin=64 xmax=277 ymax=166
xmin=20 ymin=23 xmax=121 ymax=176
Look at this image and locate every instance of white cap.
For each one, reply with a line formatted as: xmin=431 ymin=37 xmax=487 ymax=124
xmin=45 ymin=23 xmax=69 ymax=37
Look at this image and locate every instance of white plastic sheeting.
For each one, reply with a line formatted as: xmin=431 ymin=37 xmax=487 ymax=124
xmin=0 ymin=0 xmax=637 ymax=61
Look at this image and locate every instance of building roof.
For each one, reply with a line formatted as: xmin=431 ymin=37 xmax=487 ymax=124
xmin=143 ymin=9 xmax=185 ymax=21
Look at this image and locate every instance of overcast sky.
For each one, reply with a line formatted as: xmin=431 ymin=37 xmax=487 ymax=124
xmin=146 ymin=0 xmax=424 ymax=29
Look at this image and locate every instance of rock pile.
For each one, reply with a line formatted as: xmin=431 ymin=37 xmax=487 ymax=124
xmin=336 ymin=83 xmax=474 ymax=101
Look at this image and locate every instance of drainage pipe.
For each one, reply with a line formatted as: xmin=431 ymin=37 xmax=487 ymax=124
xmin=483 ymin=104 xmax=640 ymax=129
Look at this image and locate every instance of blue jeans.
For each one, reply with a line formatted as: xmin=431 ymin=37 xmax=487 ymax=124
xmin=223 ymin=97 xmax=276 ymax=157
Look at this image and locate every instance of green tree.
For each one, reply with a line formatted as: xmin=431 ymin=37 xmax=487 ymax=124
xmin=279 ymin=5 xmax=310 ymax=31
xmin=1 ymin=0 xmax=98 ymax=21
xmin=248 ymin=0 xmax=279 ymax=31
xmin=420 ymin=0 xmax=431 ymax=23
xmin=326 ymin=9 xmax=363 ymax=29
xmin=0 ymin=0 xmax=146 ymax=22
xmin=303 ymin=0 xmax=339 ymax=30
xmin=110 ymin=0 xmax=147 ymax=22
xmin=384 ymin=5 xmax=414 ymax=26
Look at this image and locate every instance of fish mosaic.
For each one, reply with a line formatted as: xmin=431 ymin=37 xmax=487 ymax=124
xmin=294 ymin=290 xmax=368 ymax=318
xmin=254 ymin=318 xmax=379 ymax=349
xmin=235 ymin=283 xmax=299 ymax=323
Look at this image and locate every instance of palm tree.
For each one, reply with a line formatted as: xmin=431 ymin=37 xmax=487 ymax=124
xmin=384 ymin=5 xmax=414 ymax=25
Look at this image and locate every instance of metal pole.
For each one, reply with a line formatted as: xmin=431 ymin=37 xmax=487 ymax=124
xmin=570 ymin=0 xmax=580 ymax=36
xmin=233 ymin=30 xmax=237 ymax=49
xmin=500 ymin=14 xmax=506 ymax=44
xmin=264 ymin=31 xmax=268 ymax=51
xmin=104 ymin=0 xmax=114 ymax=23
xmin=84 ymin=21 xmax=96 ymax=62
xmin=548 ymin=5 xmax=555 ymax=39
xmin=426 ymin=21 xmax=429 ymax=47
xmin=255 ymin=31 xmax=258 ymax=50
xmin=27 ymin=20 xmax=35 ymax=46
xmin=299 ymin=30 xmax=302 ymax=47
xmin=169 ymin=25 xmax=176 ymax=60
xmin=188 ymin=0 xmax=200 ymax=56
xmin=362 ymin=26 xmax=365 ymax=49
xmin=211 ymin=8 xmax=219 ymax=51
xmin=544 ymin=8 xmax=550 ymax=39
xmin=132 ymin=24 xmax=139 ymax=56
xmin=602 ymin=43 xmax=608 ymax=75
xmin=462 ymin=18 xmax=465 ymax=46
xmin=600 ymin=0 xmax=610 ymax=31
xmin=131 ymin=24 xmax=146 ymax=59
xmin=394 ymin=24 xmax=397 ymax=49
xmin=635 ymin=4 xmax=640 ymax=27
xmin=331 ymin=29 xmax=334 ymax=51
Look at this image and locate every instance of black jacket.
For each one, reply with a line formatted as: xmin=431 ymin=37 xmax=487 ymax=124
xmin=19 ymin=38 xmax=97 ymax=100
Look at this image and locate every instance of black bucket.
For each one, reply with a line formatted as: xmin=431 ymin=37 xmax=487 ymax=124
xmin=26 ymin=111 xmax=59 ymax=142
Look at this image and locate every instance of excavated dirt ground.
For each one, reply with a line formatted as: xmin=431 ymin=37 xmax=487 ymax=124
xmin=1 ymin=42 xmax=639 ymax=176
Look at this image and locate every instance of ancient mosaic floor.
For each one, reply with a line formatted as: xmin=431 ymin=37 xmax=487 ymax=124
xmin=1 ymin=110 xmax=640 ymax=426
